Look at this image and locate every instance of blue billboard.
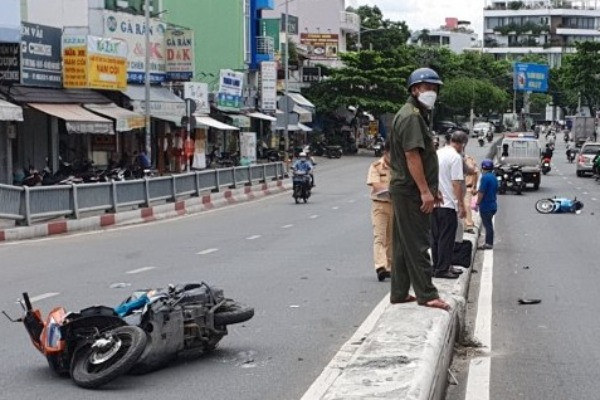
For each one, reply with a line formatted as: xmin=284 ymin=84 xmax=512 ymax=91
xmin=513 ymin=62 xmax=549 ymax=93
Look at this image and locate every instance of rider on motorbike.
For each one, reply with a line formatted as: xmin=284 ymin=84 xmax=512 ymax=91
xmin=293 ymin=152 xmax=314 ymax=187
xmin=541 ymin=143 xmax=554 ymax=160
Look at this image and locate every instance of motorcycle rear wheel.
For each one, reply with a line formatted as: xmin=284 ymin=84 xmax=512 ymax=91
xmin=70 ymin=326 xmax=147 ymax=389
xmin=214 ymin=300 xmax=255 ymax=326
xmin=535 ymin=198 xmax=555 ymax=214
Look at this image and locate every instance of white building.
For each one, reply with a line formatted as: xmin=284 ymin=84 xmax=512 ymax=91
xmin=263 ymin=0 xmax=360 ymax=68
xmin=483 ymin=0 xmax=600 ymax=67
xmin=410 ymin=27 xmax=477 ymax=54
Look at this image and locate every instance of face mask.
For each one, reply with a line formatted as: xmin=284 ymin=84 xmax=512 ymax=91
xmin=417 ymin=90 xmax=437 ymax=109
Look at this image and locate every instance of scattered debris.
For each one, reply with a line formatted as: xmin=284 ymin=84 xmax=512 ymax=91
xmin=326 ymin=268 xmax=332 ymax=271
xmin=300 ymin=277 xmax=308 ymax=280
xmin=354 ymin=356 xmax=411 ymax=369
xmin=448 ymin=369 xmax=459 ymax=385
xmin=523 ymin=266 xmax=530 ymax=270
xmin=109 ymin=282 xmax=131 ymax=289
xmin=289 ymin=305 xmax=300 ymax=308
xmin=518 ymin=298 xmax=541 ymax=305
xmin=297 ymin=357 xmax=304 ymax=362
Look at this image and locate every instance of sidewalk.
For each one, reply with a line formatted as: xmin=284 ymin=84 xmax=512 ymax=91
xmin=0 ymin=180 xmax=291 ymax=243
xmin=303 ymin=217 xmax=481 ymax=400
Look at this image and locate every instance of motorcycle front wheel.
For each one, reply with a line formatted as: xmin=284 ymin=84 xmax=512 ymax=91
xmin=70 ymin=326 xmax=147 ymax=389
xmin=535 ymin=198 xmax=555 ymax=214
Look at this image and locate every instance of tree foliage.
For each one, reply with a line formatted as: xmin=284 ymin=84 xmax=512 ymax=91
xmin=346 ymin=5 xmax=410 ymax=51
xmin=560 ymin=41 xmax=600 ymax=114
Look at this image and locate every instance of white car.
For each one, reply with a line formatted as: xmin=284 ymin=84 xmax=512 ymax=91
xmin=472 ymin=122 xmax=493 ymax=138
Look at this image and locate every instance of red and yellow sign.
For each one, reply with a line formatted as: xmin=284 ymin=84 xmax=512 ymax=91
xmin=62 ymin=35 xmax=127 ymax=90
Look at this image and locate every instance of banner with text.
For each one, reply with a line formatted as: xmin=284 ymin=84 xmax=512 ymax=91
xmin=20 ymin=22 xmax=62 ymax=87
xmin=217 ymin=69 xmax=244 ymax=111
xmin=260 ymin=61 xmax=277 ymax=112
xmin=166 ymin=28 xmax=194 ymax=81
xmin=300 ymin=33 xmax=338 ymax=59
xmin=513 ymin=62 xmax=549 ymax=93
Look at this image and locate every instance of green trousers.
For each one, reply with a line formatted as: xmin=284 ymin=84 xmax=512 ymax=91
xmin=390 ymin=192 xmax=439 ymax=304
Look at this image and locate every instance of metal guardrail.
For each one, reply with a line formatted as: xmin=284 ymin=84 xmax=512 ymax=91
xmin=0 ymin=162 xmax=285 ymax=226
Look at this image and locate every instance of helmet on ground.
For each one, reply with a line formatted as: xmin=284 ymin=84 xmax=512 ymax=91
xmin=407 ymin=68 xmax=444 ymax=89
xmin=481 ymin=159 xmax=494 ymax=170
xmin=299 ymin=152 xmax=307 ymax=157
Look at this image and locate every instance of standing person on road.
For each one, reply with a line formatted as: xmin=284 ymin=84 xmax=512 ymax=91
xmin=367 ymin=142 xmax=392 ymax=282
xmin=388 ymin=67 xmax=450 ymax=311
xmin=476 ymin=159 xmax=498 ymax=250
xmin=431 ymin=131 xmax=467 ymax=279
xmin=463 ymin=154 xmax=479 ymax=234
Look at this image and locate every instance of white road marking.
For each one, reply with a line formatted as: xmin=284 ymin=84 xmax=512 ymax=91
xmin=196 ymin=248 xmax=219 ymax=255
xmin=562 ymin=176 xmax=567 ymax=180
xmin=592 ymin=198 xmax=598 ymax=201
xmin=246 ymin=235 xmax=262 ymax=240
xmin=126 ymin=266 xmax=156 ymax=274
xmin=577 ymin=187 xmax=582 ymax=190
xmin=332 ymin=206 xmax=339 ymax=210
xmin=309 ymin=214 xmax=319 ymax=219
xmin=567 ymin=181 xmax=573 ymax=184
xmin=347 ymin=199 xmax=356 ymax=203
xmin=300 ymin=294 xmax=390 ymax=400
xmin=29 ymin=292 xmax=60 ymax=303
xmin=465 ymin=230 xmax=494 ymax=400
xmin=282 ymin=224 xmax=294 ymax=229
xmin=583 ymin=192 xmax=589 ymax=195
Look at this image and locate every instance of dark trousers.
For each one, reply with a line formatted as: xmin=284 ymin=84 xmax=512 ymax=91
xmin=390 ymin=193 xmax=439 ymax=304
xmin=431 ymin=207 xmax=458 ymax=274
xmin=480 ymin=210 xmax=496 ymax=246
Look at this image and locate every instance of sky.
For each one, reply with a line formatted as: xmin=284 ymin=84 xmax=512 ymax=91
xmin=351 ymin=0 xmax=485 ymax=37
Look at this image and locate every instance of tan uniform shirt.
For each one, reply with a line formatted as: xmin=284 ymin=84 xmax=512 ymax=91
xmin=367 ymin=158 xmax=391 ymax=202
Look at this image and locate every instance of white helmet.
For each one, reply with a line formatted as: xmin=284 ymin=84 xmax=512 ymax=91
xmin=299 ymin=152 xmax=307 ymax=157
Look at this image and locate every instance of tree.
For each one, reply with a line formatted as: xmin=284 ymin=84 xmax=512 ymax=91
xmin=561 ymin=41 xmax=600 ymax=114
xmin=438 ymin=77 xmax=510 ymax=119
xmin=346 ymin=5 xmax=410 ymax=52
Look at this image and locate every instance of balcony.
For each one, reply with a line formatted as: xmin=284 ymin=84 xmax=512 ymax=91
xmin=256 ymin=36 xmax=274 ymax=62
xmin=340 ymin=11 xmax=360 ymax=33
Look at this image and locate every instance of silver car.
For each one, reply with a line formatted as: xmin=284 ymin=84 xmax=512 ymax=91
xmin=576 ymin=142 xmax=600 ymax=177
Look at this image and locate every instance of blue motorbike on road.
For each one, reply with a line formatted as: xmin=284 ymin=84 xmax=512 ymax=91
xmin=535 ymin=197 xmax=584 ymax=214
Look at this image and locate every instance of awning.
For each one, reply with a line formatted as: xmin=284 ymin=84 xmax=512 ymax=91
xmin=28 ymin=103 xmax=114 ymax=135
xmin=4 ymin=85 xmax=111 ymax=104
xmin=84 ymin=103 xmax=145 ymax=132
xmin=247 ymin=112 xmax=277 ymax=122
xmin=195 ymin=116 xmax=239 ymax=131
xmin=298 ymin=123 xmax=313 ymax=132
xmin=0 ymin=99 xmax=23 ymax=121
xmin=122 ymin=85 xmax=185 ymax=121
xmin=294 ymin=105 xmax=313 ymax=123
xmin=288 ymin=92 xmax=315 ymax=109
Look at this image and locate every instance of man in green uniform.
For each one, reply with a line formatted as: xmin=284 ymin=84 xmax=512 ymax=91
xmin=388 ymin=67 xmax=450 ymax=311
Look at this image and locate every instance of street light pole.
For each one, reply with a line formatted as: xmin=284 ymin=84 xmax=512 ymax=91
xmin=144 ymin=0 xmax=152 ymax=163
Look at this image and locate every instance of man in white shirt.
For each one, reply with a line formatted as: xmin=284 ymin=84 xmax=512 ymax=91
xmin=432 ymin=131 xmax=467 ymax=279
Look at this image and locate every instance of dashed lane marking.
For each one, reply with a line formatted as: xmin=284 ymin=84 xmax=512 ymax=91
xmin=282 ymin=224 xmax=294 ymax=229
xmin=347 ymin=199 xmax=356 ymax=203
xmin=126 ymin=266 xmax=156 ymax=274
xmin=309 ymin=215 xmax=320 ymax=219
xmin=332 ymin=206 xmax=339 ymax=210
xmin=246 ymin=235 xmax=262 ymax=240
xmin=29 ymin=292 xmax=60 ymax=303
xmin=196 ymin=248 xmax=219 ymax=255
xmin=593 ymin=198 xmax=598 ymax=201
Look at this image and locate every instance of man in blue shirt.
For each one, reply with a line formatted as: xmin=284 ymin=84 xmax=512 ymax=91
xmin=476 ymin=159 xmax=498 ymax=250
xmin=293 ymin=152 xmax=314 ymax=186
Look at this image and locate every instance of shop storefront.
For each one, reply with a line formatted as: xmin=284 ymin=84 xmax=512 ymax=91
xmin=0 ymin=98 xmax=23 ymax=184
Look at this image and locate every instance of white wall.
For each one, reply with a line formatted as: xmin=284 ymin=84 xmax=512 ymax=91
xmin=264 ymin=0 xmax=344 ymax=40
xmin=0 ymin=0 xmax=21 ymax=42
xmin=24 ymin=0 xmax=90 ymax=27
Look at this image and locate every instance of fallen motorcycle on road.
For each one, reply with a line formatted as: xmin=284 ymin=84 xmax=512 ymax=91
xmin=535 ymin=197 xmax=584 ymax=214
xmin=3 ymin=282 xmax=254 ymax=389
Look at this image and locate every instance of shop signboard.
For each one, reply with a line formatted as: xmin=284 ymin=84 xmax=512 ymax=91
xmin=260 ymin=61 xmax=277 ymax=112
xmin=63 ymin=35 xmax=127 ymax=90
xmin=240 ymin=132 xmax=257 ymax=163
xmin=259 ymin=19 xmax=280 ymax=52
xmin=20 ymin=22 xmax=62 ymax=87
xmin=102 ymin=10 xmax=166 ymax=84
xmin=302 ymin=66 xmax=321 ymax=83
xmin=280 ymin=14 xmax=299 ymax=35
xmin=217 ymin=69 xmax=244 ymax=110
xmin=0 ymin=43 xmax=20 ymax=83
xmin=166 ymin=28 xmax=194 ymax=81
xmin=300 ymin=33 xmax=339 ymax=59
xmin=184 ymin=82 xmax=210 ymax=115
xmin=87 ymin=36 xmax=128 ymax=90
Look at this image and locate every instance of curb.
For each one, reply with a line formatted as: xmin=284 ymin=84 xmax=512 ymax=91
xmin=0 ymin=180 xmax=291 ymax=243
xmin=306 ymin=216 xmax=482 ymax=400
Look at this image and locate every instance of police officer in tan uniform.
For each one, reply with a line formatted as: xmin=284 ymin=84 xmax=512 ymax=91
xmin=367 ymin=142 xmax=392 ymax=281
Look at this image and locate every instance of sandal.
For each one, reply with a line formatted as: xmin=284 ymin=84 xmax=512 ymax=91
xmin=390 ymin=295 xmax=417 ymax=304
xmin=420 ymin=298 xmax=451 ymax=311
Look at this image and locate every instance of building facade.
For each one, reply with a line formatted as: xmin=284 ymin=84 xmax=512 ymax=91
xmin=410 ymin=19 xmax=477 ymax=54
xmin=483 ymin=0 xmax=600 ymax=67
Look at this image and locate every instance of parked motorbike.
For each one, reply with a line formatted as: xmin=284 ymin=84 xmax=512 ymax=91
xmin=4 ymin=282 xmax=254 ymax=389
xmin=496 ymin=164 xmax=524 ymax=195
xmin=535 ymin=197 xmax=583 ymax=214
xmin=292 ymin=170 xmax=311 ymax=203
xmin=478 ymin=135 xmax=485 ymax=147
xmin=325 ymin=145 xmax=342 ymax=159
xmin=541 ymin=156 xmax=551 ymax=175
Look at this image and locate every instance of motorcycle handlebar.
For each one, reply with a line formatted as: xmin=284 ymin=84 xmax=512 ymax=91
xmin=22 ymin=292 xmax=32 ymax=311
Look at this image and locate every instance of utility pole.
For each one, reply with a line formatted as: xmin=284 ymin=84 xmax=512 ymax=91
xmin=144 ymin=0 xmax=152 ymax=163
xmin=284 ymin=0 xmax=290 ymax=153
